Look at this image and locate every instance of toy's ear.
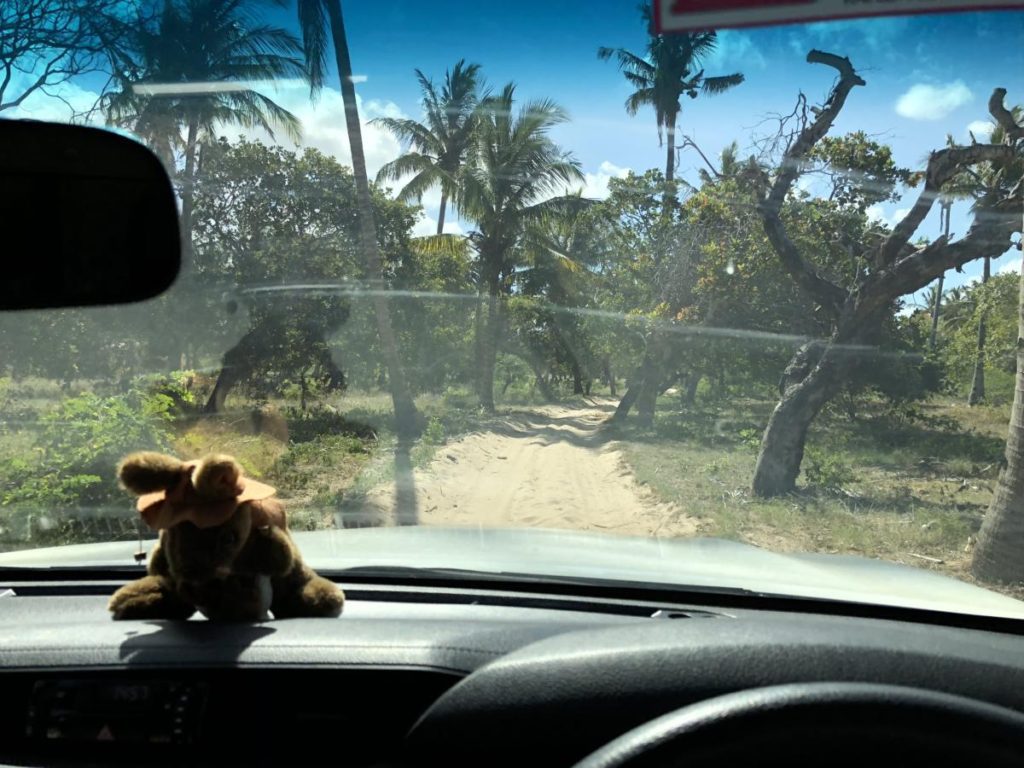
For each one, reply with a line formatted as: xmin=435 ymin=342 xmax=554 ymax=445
xmin=192 ymin=454 xmax=244 ymax=500
xmin=118 ymin=452 xmax=188 ymax=495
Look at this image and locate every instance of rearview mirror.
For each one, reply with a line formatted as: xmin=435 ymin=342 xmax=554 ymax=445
xmin=0 ymin=120 xmax=181 ymax=310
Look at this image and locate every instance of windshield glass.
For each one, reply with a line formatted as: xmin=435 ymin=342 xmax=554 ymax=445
xmin=2 ymin=0 xmax=1024 ymax=618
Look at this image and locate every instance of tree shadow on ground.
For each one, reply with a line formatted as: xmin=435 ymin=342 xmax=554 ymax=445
xmin=833 ymin=418 xmax=1005 ymax=476
xmin=393 ymin=440 xmax=418 ymax=526
xmin=787 ymin=486 xmax=986 ymax=524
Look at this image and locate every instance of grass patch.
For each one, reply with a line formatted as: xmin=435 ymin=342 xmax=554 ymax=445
xmin=616 ymin=394 xmax=1002 ymax=581
xmin=172 ymin=415 xmax=286 ymax=478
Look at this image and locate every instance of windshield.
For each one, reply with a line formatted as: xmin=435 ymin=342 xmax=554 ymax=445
xmin=2 ymin=0 xmax=1024 ymax=618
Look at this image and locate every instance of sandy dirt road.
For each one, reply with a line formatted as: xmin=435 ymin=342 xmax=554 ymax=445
xmin=349 ymin=400 xmax=698 ymax=536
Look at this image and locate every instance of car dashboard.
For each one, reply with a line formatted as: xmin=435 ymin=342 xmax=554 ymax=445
xmin=1 ymin=577 xmax=1024 ymax=767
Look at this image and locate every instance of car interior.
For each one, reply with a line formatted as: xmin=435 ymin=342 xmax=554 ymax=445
xmin=4 ymin=567 xmax=1024 ymax=766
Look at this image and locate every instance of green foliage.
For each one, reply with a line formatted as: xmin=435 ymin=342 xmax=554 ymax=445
xmin=808 ymin=131 xmax=913 ymax=211
xmin=938 ymin=272 xmax=1019 ymax=395
xmin=269 ymin=434 xmax=369 ymax=491
xmin=282 ymin=405 xmax=379 ymax=443
xmin=102 ymin=0 xmax=305 ymax=169
xmin=422 ymin=416 xmax=445 ymax=445
xmin=802 ymin=449 xmax=856 ymax=491
xmin=192 ymin=137 xmax=422 ymax=397
xmin=737 ymin=427 xmax=762 ymax=450
xmin=137 ymin=370 xmax=204 ymax=416
xmin=1 ymin=390 xmax=171 ymax=510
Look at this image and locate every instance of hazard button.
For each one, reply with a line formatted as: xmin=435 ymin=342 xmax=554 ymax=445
xmin=96 ymin=724 xmax=114 ymax=741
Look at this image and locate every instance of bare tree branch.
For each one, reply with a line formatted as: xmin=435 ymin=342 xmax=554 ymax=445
xmin=857 ymin=209 xmax=1020 ymax=321
xmin=875 ymin=143 xmax=1016 ymax=266
xmin=0 ymin=0 xmax=114 ymax=113
xmin=990 ymin=87 xmax=1024 ymax=143
xmin=678 ymin=135 xmax=720 ymax=179
xmin=757 ymin=49 xmax=866 ymax=319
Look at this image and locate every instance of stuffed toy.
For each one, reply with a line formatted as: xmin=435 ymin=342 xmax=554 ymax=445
xmin=108 ymin=451 xmax=345 ymax=621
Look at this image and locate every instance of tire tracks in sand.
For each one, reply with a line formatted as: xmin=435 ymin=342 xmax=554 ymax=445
xmin=348 ymin=400 xmax=698 ymax=537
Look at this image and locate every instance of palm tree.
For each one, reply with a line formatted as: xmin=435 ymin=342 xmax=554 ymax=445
xmin=967 ymin=254 xmax=991 ymax=405
xmin=373 ymin=60 xmax=482 ymax=235
xmin=103 ymin=0 xmax=304 ymax=262
xmin=966 ymin=100 xmax=1023 ymax=582
xmin=599 ymin=5 xmax=743 ymax=205
xmin=972 ymin=216 xmax=1024 ymax=583
xmin=455 ymin=83 xmax=584 ymax=410
xmin=295 ymin=0 xmax=419 ymax=435
xmin=518 ymin=200 xmax=605 ymax=394
xmin=964 ymin=109 xmax=1024 ymax=404
xmin=928 ymin=199 xmax=953 ymax=350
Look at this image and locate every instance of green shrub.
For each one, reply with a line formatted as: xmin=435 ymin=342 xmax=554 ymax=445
xmin=803 ymin=449 xmax=856 ymax=491
xmin=422 ymin=416 xmax=445 ymax=445
xmin=267 ymin=434 xmax=369 ymax=492
xmin=0 ymin=390 xmax=172 ymax=547
xmin=283 ymin=405 xmax=378 ymax=443
xmin=137 ymin=370 xmax=206 ymax=416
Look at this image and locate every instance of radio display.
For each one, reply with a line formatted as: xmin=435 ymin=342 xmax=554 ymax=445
xmin=27 ymin=679 xmax=208 ymax=745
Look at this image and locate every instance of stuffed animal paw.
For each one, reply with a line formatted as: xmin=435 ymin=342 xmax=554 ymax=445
xmin=109 ymin=452 xmax=345 ymax=621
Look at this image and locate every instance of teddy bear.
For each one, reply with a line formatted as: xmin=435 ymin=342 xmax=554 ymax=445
xmin=108 ymin=451 xmax=345 ymax=621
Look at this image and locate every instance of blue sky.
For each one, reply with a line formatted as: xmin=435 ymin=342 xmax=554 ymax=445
xmin=335 ymin=3 xmax=1024 ymax=305
xmin=9 ymin=3 xmax=1024 ymax=305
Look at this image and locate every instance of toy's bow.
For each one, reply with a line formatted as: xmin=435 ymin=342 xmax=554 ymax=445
xmin=137 ymin=463 xmax=282 ymax=531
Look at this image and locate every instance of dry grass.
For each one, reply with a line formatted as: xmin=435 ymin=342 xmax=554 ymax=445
xmin=615 ymin=395 xmax=1011 ymax=584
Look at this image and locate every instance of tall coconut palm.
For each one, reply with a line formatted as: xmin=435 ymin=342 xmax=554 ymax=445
xmin=103 ymin=0 xmax=304 ymax=262
xmin=599 ymin=5 xmax=742 ymax=204
xmin=373 ymin=60 xmax=482 ymax=235
xmin=928 ymin=199 xmax=953 ymax=350
xmin=295 ymin=0 xmax=419 ymax=435
xmin=967 ymin=254 xmax=991 ymax=405
xmin=965 ymin=109 xmax=1024 ymax=405
xmin=967 ymin=101 xmax=1023 ymax=583
xmin=972 ymin=213 xmax=1024 ymax=583
xmin=518 ymin=199 xmax=605 ymax=394
xmin=455 ymin=83 xmax=584 ymax=410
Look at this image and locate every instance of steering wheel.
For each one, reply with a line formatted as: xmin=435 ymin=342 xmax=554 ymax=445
xmin=572 ymin=682 xmax=1024 ymax=768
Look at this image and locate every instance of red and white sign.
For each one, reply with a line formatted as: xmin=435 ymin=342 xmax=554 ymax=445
xmin=653 ymin=0 xmax=1024 ymax=33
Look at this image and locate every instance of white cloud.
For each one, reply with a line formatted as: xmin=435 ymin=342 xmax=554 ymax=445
xmin=802 ymin=17 xmax=910 ymax=52
xmin=6 ymin=72 xmax=405 ymax=177
xmin=573 ymin=160 xmax=630 ymax=200
xmin=412 ymin=216 xmax=464 ymax=237
xmin=212 ymin=81 xmax=404 ymax=177
xmin=966 ymin=120 xmax=995 ymax=140
xmin=895 ymin=81 xmax=973 ymax=121
xmin=867 ymin=204 xmax=910 ymax=229
xmin=704 ymin=31 xmax=766 ymax=71
xmin=866 ymin=204 xmax=886 ymax=224
xmin=3 ymin=74 xmax=102 ymax=123
xmin=364 ymin=98 xmax=403 ymax=119
xmin=998 ymin=258 xmax=1021 ymax=275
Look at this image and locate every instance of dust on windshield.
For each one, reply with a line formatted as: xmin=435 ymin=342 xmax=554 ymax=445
xmin=1 ymin=0 xmax=1024 ymax=597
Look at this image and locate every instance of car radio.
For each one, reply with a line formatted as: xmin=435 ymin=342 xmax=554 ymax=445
xmin=26 ymin=679 xmax=208 ymax=745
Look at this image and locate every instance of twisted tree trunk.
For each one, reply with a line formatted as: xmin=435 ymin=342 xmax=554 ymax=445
xmin=752 ymin=342 xmax=847 ymax=496
xmin=750 ymin=55 xmax=1019 ymax=497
